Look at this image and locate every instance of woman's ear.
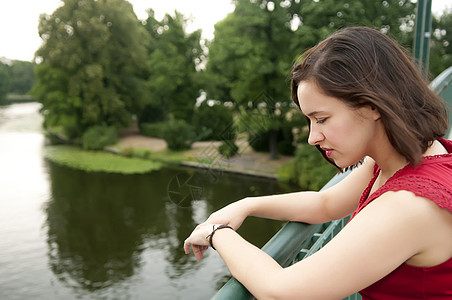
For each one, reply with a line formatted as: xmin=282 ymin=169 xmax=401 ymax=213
xmin=370 ymin=106 xmax=382 ymax=121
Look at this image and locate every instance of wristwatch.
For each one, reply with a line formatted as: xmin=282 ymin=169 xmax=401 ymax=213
xmin=206 ymin=224 xmax=233 ymax=250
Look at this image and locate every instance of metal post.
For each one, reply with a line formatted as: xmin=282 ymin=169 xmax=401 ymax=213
xmin=413 ymin=0 xmax=432 ymax=77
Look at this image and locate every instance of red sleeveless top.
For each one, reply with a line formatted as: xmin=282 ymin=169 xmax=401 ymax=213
xmin=350 ymin=139 xmax=452 ymax=300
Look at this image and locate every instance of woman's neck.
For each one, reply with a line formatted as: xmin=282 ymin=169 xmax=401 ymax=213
xmin=373 ymin=139 xmax=447 ymax=180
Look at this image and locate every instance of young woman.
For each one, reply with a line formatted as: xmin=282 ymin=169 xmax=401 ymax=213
xmin=183 ymin=27 xmax=452 ymax=299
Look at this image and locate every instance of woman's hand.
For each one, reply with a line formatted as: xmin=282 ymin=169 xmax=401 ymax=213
xmin=184 ymin=199 xmax=250 ymax=260
xmin=205 ymin=198 xmax=250 ymax=230
xmin=183 ymin=223 xmax=216 ymax=261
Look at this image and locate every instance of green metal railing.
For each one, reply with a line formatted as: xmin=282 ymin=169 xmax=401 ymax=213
xmin=430 ymin=66 xmax=452 ymax=139
xmin=414 ymin=0 xmax=432 ymax=76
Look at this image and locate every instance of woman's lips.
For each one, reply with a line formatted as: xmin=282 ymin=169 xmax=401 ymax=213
xmin=321 ymin=148 xmax=334 ymax=158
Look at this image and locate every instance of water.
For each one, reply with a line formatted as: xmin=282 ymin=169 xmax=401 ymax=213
xmin=0 ymin=103 xmax=296 ymax=299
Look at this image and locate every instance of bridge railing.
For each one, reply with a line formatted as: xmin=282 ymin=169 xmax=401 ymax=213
xmin=211 ymin=66 xmax=452 ymax=300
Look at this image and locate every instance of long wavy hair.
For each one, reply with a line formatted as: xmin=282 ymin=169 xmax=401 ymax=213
xmin=291 ymin=26 xmax=448 ymax=171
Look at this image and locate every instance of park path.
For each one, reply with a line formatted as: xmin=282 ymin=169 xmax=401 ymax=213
xmin=116 ymin=125 xmax=292 ymax=178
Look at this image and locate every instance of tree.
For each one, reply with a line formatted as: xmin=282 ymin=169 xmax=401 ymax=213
xmin=142 ymin=10 xmax=202 ymax=121
xmin=31 ymin=0 xmax=149 ymax=139
xmin=0 ymin=61 xmax=10 ymax=103
xmin=8 ymin=60 xmax=36 ymax=94
xmin=430 ymin=9 xmax=452 ymax=77
xmin=205 ymin=0 xmax=303 ymax=159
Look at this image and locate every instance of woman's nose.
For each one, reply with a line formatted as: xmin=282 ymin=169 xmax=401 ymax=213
xmin=307 ymin=125 xmax=324 ymax=145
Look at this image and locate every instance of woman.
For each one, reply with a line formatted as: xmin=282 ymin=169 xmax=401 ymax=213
xmin=183 ymin=27 xmax=452 ymax=299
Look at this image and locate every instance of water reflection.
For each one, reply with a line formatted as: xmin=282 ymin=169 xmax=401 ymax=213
xmin=46 ymin=163 xmax=190 ymax=290
xmin=45 ymin=161 xmax=295 ymax=297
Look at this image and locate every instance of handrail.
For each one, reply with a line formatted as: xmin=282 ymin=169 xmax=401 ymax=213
xmin=211 ymin=66 xmax=452 ymax=300
xmin=429 ymin=66 xmax=452 ymax=139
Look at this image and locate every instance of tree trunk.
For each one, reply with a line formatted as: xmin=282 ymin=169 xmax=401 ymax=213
xmin=269 ymin=129 xmax=278 ymax=160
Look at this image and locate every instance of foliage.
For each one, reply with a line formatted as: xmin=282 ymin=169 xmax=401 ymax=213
xmin=44 ymin=145 xmax=162 ymax=174
xmin=192 ymin=101 xmax=235 ymax=141
xmin=218 ymin=140 xmax=239 ymax=158
xmin=32 ymin=0 xmax=149 ymax=139
xmin=430 ymin=9 xmax=452 ymax=77
xmin=140 ymin=122 xmax=165 ymax=138
xmin=8 ymin=60 xmax=36 ymax=94
xmin=143 ymin=10 xmax=202 ymax=121
xmin=81 ymin=125 xmax=118 ymax=150
xmin=247 ymin=127 xmax=295 ymax=155
xmin=277 ymin=143 xmax=337 ymax=190
xmin=244 ymin=106 xmax=304 ymax=155
xmin=204 ymin=0 xmax=302 ymax=159
xmin=138 ymin=102 xmax=166 ymax=128
xmin=0 ymin=61 xmax=10 ymax=103
xmin=161 ymin=119 xmax=196 ymax=150
xmin=293 ymin=0 xmax=416 ymax=52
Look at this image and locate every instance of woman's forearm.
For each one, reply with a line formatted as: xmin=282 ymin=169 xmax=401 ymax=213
xmin=241 ymin=191 xmax=331 ymax=224
xmin=213 ymin=228 xmax=285 ymax=299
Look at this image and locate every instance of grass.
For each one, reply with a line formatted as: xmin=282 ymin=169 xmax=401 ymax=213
xmin=44 ymin=145 xmax=162 ymax=174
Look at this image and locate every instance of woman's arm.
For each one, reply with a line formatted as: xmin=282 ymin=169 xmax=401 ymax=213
xmin=207 ymin=157 xmax=375 ymax=227
xmin=189 ymin=190 xmax=443 ymax=299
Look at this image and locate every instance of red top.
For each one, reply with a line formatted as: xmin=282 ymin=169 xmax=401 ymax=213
xmin=350 ymin=139 xmax=452 ymax=300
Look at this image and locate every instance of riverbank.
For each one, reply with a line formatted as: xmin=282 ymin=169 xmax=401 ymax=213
xmin=108 ymin=125 xmax=293 ymax=179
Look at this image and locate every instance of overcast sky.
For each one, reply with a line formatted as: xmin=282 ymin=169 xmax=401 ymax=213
xmin=0 ymin=0 xmax=450 ymax=62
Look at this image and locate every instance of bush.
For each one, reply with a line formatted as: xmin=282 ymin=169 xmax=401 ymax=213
xmin=277 ymin=140 xmax=295 ymax=156
xmin=162 ymin=119 xmax=196 ymax=151
xmin=81 ymin=125 xmax=117 ymax=150
xmin=248 ymin=127 xmax=295 ymax=155
xmin=140 ymin=122 xmax=166 ymax=138
xmin=277 ymin=143 xmax=337 ymax=190
xmin=138 ymin=102 xmax=166 ymax=128
xmin=248 ymin=130 xmax=270 ymax=152
xmin=218 ymin=140 xmax=239 ymax=158
xmin=192 ymin=102 xmax=235 ymax=141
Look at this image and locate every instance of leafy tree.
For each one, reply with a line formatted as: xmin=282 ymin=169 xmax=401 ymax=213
xmin=191 ymin=101 xmax=234 ymax=141
xmin=430 ymin=9 xmax=452 ymax=77
xmin=293 ymin=0 xmax=416 ymax=52
xmin=142 ymin=10 xmax=202 ymax=121
xmin=8 ymin=60 xmax=36 ymax=94
xmin=205 ymin=0 xmax=302 ymax=159
xmin=31 ymin=0 xmax=149 ymax=139
xmin=0 ymin=61 xmax=10 ymax=103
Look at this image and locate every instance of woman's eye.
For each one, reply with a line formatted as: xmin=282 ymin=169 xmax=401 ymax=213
xmin=316 ymin=118 xmax=327 ymax=124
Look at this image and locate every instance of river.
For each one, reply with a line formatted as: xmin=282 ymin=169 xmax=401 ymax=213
xmin=0 ymin=102 xmax=296 ymax=300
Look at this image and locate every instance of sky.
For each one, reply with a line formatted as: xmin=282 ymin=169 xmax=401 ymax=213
xmin=0 ymin=0 xmax=450 ymax=62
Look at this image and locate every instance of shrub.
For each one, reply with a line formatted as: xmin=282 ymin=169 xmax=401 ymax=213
xmin=162 ymin=119 xmax=196 ymax=151
xmin=248 ymin=127 xmax=295 ymax=156
xmin=248 ymin=130 xmax=270 ymax=152
xmin=277 ymin=140 xmax=295 ymax=156
xmin=81 ymin=125 xmax=117 ymax=150
xmin=138 ymin=102 xmax=166 ymax=128
xmin=277 ymin=143 xmax=337 ymax=190
xmin=192 ymin=102 xmax=235 ymax=141
xmin=218 ymin=140 xmax=239 ymax=158
xmin=140 ymin=122 xmax=166 ymax=138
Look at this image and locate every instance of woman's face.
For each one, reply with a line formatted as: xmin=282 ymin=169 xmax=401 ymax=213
xmin=297 ymin=81 xmax=381 ymax=168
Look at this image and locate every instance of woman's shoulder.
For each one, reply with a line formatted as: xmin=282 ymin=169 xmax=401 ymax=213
xmin=370 ymin=154 xmax=451 ymax=217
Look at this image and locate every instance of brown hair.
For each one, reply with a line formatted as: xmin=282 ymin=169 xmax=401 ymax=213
xmin=291 ymin=26 xmax=448 ymax=170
